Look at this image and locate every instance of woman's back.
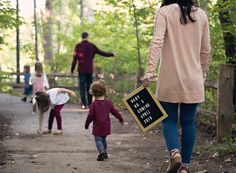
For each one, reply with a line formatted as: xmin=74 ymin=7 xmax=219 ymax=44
xmin=148 ymin=3 xmax=211 ymax=103
xmin=161 ymin=4 xmax=208 ymax=68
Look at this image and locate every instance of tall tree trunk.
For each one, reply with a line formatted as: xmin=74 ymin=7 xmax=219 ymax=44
xmin=131 ymin=0 xmax=143 ymax=88
xmin=132 ymin=1 xmax=142 ymax=69
xmin=34 ymin=0 xmax=39 ymax=61
xmin=53 ymin=0 xmax=62 ymax=73
xmin=16 ymin=0 xmax=20 ymax=83
xmin=217 ymin=0 xmax=236 ymax=110
xmin=57 ymin=0 xmax=62 ymax=55
xmin=43 ymin=0 xmax=54 ymax=63
xmin=80 ymin=0 xmax=83 ymax=21
xmin=218 ymin=0 xmax=236 ymax=64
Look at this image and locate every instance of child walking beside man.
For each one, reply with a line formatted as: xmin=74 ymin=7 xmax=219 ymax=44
xmin=85 ymin=80 xmax=124 ymax=161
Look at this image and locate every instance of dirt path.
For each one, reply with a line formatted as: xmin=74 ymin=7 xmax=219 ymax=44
xmin=0 ymin=93 xmax=235 ymax=173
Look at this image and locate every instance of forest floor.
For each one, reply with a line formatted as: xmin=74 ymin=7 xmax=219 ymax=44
xmin=0 ymin=92 xmax=235 ymax=173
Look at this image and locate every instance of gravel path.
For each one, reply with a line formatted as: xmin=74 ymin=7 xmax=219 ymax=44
xmin=0 ymin=93 xmax=235 ymax=173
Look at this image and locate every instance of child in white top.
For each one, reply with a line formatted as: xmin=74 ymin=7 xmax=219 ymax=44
xmin=34 ymin=88 xmax=76 ymax=135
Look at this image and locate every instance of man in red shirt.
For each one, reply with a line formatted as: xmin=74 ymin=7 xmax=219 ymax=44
xmin=71 ymin=32 xmax=114 ymax=109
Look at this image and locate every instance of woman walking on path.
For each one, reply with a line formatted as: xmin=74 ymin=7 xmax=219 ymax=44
xmin=142 ymin=0 xmax=211 ymax=172
xmin=85 ymin=80 xmax=124 ymax=161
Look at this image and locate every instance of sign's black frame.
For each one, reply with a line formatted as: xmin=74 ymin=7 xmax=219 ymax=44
xmin=122 ymin=86 xmax=168 ymax=132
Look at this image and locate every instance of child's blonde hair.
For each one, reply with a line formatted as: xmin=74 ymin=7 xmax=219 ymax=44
xmin=90 ymin=79 xmax=106 ymax=97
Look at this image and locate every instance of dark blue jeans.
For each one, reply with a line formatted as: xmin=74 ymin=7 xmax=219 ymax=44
xmin=78 ymin=73 xmax=93 ymax=107
xmin=94 ymin=136 xmax=107 ymax=153
xmin=160 ymin=102 xmax=198 ymax=164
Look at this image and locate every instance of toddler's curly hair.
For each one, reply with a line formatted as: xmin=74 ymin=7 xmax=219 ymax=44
xmin=35 ymin=91 xmax=51 ymax=113
xmin=90 ymin=80 xmax=106 ymax=97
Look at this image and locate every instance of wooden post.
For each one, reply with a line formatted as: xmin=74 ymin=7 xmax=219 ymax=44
xmin=217 ymin=64 xmax=235 ymax=141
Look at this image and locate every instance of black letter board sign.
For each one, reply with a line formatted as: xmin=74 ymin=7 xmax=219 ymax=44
xmin=122 ymin=86 xmax=168 ymax=132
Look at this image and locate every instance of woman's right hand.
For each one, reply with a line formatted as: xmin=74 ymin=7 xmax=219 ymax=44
xmin=142 ymin=76 xmax=151 ymax=87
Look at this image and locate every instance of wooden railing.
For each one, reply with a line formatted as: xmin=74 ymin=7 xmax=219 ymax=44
xmin=5 ymin=67 xmax=236 ymax=141
xmin=8 ymin=72 xmax=219 ymax=117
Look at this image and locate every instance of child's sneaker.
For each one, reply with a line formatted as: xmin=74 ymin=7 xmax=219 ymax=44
xmin=104 ymin=152 xmax=108 ymax=159
xmin=21 ymin=97 xmax=27 ymax=102
xmin=53 ymin=130 xmax=63 ymax=135
xmin=37 ymin=129 xmax=43 ymax=135
xmin=42 ymin=129 xmax=51 ymax=134
xmin=97 ymin=153 xmax=106 ymax=161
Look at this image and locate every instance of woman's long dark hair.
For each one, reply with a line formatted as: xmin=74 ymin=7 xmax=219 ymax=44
xmin=161 ymin=0 xmax=198 ymax=24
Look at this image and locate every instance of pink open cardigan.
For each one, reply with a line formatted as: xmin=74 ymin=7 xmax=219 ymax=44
xmin=145 ymin=4 xmax=211 ymax=103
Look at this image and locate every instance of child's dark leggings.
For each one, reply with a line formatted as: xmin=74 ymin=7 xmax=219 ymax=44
xmin=94 ymin=136 xmax=107 ymax=153
xmin=48 ymin=104 xmax=64 ymax=130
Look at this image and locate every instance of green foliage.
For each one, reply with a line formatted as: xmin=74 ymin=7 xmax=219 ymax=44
xmin=47 ymin=0 xmax=233 ymax=82
xmin=195 ymin=1 xmax=236 ymax=116
xmin=0 ymin=0 xmax=234 ymax=110
xmin=0 ymin=36 xmax=3 ymax=44
xmin=21 ymin=43 xmax=35 ymax=60
xmin=48 ymin=0 xmax=232 ymax=110
xmin=103 ymin=0 xmax=158 ymax=68
xmin=51 ymin=0 xmax=232 ymax=80
xmin=0 ymin=0 xmax=17 ymax=29
xmin=205 ymin=2 xmax=226 ymax=80
xmin=0 ymin=71 xmax=14 ymax=94
xmin=0 ymin=0 xmax=22 ymax=45
xmin=214 ymin=0 xmax=236 ymax=63
xmin=52 ymin=0 xmax=158 ymax=76
xmin=195 ymin=137 xmax=236 ymax=157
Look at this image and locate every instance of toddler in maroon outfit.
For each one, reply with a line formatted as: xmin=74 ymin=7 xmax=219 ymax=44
xmin=85 ymin=80 xmax=124 ymax=161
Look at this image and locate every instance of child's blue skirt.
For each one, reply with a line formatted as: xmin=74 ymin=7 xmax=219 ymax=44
xmin=23 ymin=85 xmax=33 ymax=96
